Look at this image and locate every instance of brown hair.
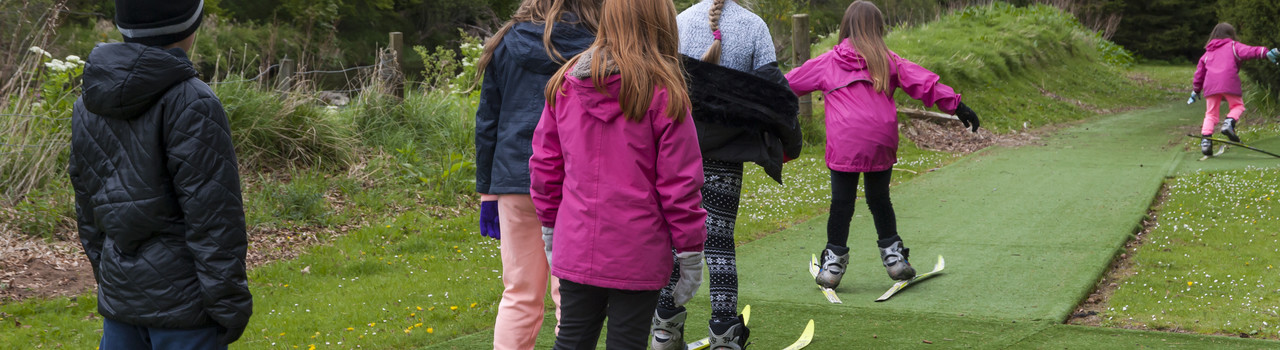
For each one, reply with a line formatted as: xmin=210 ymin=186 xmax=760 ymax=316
xmin=474 ymin=0 xmax=603 ymax=83
xmin=545 ymin=0 xmax=690 ymax=122
xmin=1208 ymin=22 xmax=1237 ymax=45
xmin=839 ymin=1 xmax=893 ymax=93
xmin=701 ymin=0 xmax=728 ymax=64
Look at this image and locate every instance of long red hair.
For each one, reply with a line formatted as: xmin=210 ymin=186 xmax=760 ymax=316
xmin=544 ymin=0 xmax=690 ymax=122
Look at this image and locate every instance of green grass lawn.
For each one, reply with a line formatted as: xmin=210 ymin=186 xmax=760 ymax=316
xmin=1106 ymin=167 xmax=1280 ymax=338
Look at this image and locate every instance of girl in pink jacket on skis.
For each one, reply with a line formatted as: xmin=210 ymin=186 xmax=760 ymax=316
xmin=785 ymin=1 xmax=979 ymax=289
xmin=1190 ymin=22 xmax=1280 ymax=156
xmin=530 ymin=0 xmax=707 ymax=347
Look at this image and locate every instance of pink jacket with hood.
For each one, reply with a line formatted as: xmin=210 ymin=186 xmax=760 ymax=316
xmin=785 ymin=39 xmax=960 ymax=173
xmin=1194 ymin=38 xmax=1270 ymax=97
xmin=530 ymin=53 xmax=708 ymax=291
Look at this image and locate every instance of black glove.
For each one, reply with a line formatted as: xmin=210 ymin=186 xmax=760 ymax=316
xmin=219 ymin=326 xmax=246 ymax=346
xmin=954 ymin=102 xmax=980 ymax=132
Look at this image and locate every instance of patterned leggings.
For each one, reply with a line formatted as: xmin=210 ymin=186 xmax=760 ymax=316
xmin=658 ymin=159 xmax=742 ymax=321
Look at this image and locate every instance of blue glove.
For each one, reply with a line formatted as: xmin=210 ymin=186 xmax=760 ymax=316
xmin=1187 ymin=91 xmax=1200 ymax=105
xmin=1268 ymin=48 xmax=1279 ymax=64
xmin=479 ymin=201 xmax=500 ymax=240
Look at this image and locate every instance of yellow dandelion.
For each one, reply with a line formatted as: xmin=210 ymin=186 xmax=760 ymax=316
xmin=308 ymin=345 xmax=316 ymax=350
xmin=1188 ymin=281 xmax=1194 ymax=286
xmin=428 ymin=307 xmax=435 ymax=311
xmin=415 ymin=323 xmax=423 ymax=327
xmin=346 ymin=327 xmax=354 ymax=331
xmin=370 ymin=322 xmax=377 ymax=327
xmin=386 ymin=225 xmax=391 ymax=228
xmin=279 ymin=332 xmax=286 ymax=336
xmin=283 ymin=284 xmax=289 ymax=288
xmin=456 ymin=250 xmax=462 ymax=253
xmin=427 ymin=328 xmax=434 ymax=334
xmin=416 ymin=306 xmax=423 ymax=311
xmin=470 ymin=302 xmax=477 ymax=308
xmin=450 ymin=306 xmax=458 ymax=311
xmin=410 ymin=313 xmax=416 ymax=317
xmin=404 ymin=328 xmax=412 ymax=334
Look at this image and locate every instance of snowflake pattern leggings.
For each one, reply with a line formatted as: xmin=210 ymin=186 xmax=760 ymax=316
xmin=658 ymin=159 xmax=742 ymax=321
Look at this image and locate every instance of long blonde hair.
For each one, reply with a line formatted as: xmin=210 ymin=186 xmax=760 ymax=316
xmin=839 ymin=1 xmax=893 ymax=93
xmin=545 ymin=0 xmax=690 ymax=122
xmin=474 ymin=0 xmax=603 ymax=82
xmin=701 ymin=0 xmax=728 ymax=64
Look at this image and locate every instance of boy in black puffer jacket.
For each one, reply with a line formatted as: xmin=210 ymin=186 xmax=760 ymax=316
xmin=69 ymin=1 xmax=251 ymax=348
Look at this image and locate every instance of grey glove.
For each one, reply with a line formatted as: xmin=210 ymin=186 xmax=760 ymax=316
xmin=542 ymin=226 xmax=554 ymax=269
xmin=1268 ymin=48 xmax=1279 ymax=64
xmin=1188 ymin=91 xmax=1201 ymax=105
xmin=671 ymin=251 xmax=705 ymax=307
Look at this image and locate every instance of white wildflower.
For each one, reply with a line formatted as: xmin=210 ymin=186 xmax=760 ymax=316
xmin=65 ymin=55 xmax=83 ymax=64
xmin=29 ymin=46 xmax=52 ymax=58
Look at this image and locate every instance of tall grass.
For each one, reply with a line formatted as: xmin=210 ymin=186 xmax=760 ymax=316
xmin=214 ymin=78 xmax=358 ymax=170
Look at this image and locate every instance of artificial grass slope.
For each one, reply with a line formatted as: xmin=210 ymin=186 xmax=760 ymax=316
xmin=733 ymin=103 xmax=1202 ymax=323
xmin=426 ymin=104 xmax=1279 ymax=348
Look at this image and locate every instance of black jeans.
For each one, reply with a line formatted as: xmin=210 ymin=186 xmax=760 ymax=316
xmin=826 ymin=169 xmax=900 ymax=249
xmin=554 ymin=279 xmax=660 ymax=350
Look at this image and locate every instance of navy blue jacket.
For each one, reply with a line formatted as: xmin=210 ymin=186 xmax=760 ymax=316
xmin=475 ymin=17 xmax=594 ymax=194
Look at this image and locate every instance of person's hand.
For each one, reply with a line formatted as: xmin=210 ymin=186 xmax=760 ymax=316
xmin=219 ymin=326 xmax=245 ymax=346
xmin=1187 ymin=91 xmax=1201 ymax=105
xmin=671 ymin=251 xmax=704 ymax=307
xmin=954 ymin=102 xmax=980 ymax=132
xmin=1268 ymin=48 xmax=1279 ymax=64
xmin=542 ymin=226 xmax=554 ymax=269
xmin=479 ymin=200 xmax=500 ymax=240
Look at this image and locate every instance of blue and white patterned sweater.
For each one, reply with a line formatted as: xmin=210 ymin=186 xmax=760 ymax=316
xmin=677 ymin=0 xmax=777 ymax=73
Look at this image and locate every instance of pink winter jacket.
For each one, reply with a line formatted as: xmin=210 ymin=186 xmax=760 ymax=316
xmin=786 ymin=39 xmax=960 ymax=173
xmin=1194 ymin=38 xmax=1270 ymax=97
xmin=530 ymin=73 xmax=707 ymax=291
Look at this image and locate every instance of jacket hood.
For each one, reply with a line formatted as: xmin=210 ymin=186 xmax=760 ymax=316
xmin=832 ymin=39 xmax=871 ymax=71
xmin=508 ymin=14 xmax=595 ymax=75
xmin=81 ymin=43 xmax=199 ymax=120
xmin=1206 ymin=38 xmax=1233 ymax=51
xmin=562 ymin=49 xmax=627 ymax=123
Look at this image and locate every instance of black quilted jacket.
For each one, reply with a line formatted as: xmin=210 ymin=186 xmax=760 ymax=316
xmin=69 ymin=43 xmax=252 ymax=334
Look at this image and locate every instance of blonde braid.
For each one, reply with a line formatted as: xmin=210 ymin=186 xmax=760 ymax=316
xmin=701 ymin=0 xmax=727 ymax=64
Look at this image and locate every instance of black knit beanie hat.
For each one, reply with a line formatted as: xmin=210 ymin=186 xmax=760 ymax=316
xmin=114 ymin=0 xmax=204 ymax=47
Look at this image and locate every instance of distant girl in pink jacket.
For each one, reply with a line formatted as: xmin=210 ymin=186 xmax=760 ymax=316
xmin=785 ymin=1 xmax=979 ymax=289
xmin=530 ymin=0 xmax=708 ymax=347
xmin=1190 ymin=22 xmax=1279 ymax=156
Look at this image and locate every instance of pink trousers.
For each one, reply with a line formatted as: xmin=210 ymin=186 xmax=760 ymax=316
xmin=493 ymin=194 xmax=561 ymax=350
xmin=1203 ymin=94 xmax=1245 ymax=135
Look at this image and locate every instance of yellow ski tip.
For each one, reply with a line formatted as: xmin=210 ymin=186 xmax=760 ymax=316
xmin=742 ymin=304 xmax=751 ymax=325
xmin=781 ymin=319 xmax=816 ymax=350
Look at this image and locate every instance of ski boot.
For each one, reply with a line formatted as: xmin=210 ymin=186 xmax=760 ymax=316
xmin=1221 ymin=118 xmax=1241 ymax=142
xmin=880 ymin=241 xmax=916 ymax=281
xmin=708 ymin=315 xmax=750 ymax=350
xmin=1201 ymin=136 xmax=1213 ymax=156
xmin=650 ymin=306 xmax=687 ymax=350
xmin=815 ymin=245 xmax=850 ymax=289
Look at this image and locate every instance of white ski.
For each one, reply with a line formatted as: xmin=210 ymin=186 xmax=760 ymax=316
xmin=875 ymin=255 xmax=945 ymax=302
xmin=686 ymin=305 xmax=750 ymax=350
xmin=1198 ymin=145 xmax=1228 ymax=161
xmin=809 ymin=254 xmax=842 ymax=304
xmin=780 ymin=319 xmax=815 ymax=350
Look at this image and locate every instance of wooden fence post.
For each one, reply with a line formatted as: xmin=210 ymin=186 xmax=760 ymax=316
xmin=792 ymin=14 xmax=812 ymax=121
xmin=389 ymin=31 xmax=404 ymax=98
xmin=276 ymin=58 xmax=295 ymax=90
